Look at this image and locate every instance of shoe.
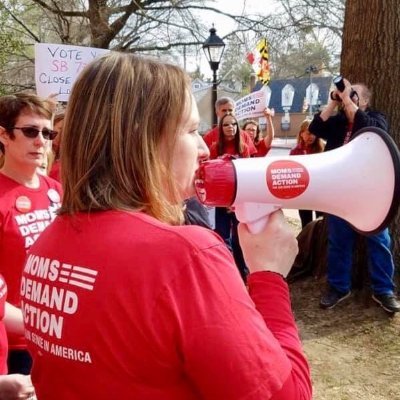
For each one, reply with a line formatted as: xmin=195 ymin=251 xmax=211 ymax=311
xmin=372 ymin=293 xmax=400 ymax=313
xmin=320 ymin=286 xmax=351 ymax=309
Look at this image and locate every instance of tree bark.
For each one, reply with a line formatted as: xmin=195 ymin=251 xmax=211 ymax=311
xmin=340 ymin=0 xmax=400 ymax=284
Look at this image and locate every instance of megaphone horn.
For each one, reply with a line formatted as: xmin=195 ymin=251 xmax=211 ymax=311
xmin=195 ymin=127 xmax=400 ymax=235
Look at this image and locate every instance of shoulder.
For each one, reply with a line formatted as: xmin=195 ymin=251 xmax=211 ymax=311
xmin=203 ymin=127 xmax=218 ymax=139
xmin=160 ymin=220 xmax=224 ymax=253
xmin=39 ymin=175 xmax=62 ymax=192
xmin=365 ymin=109 xmax=387 ymax=123
xmin=289 ymin=145 xmax=302 ymax=155
xmin=184 ymin=198 xmax=211 ymax=229
xmin=240 ymin=130 xmax=252 ymax=143
xmin=240 ymin=143 xmax=251 ymax=158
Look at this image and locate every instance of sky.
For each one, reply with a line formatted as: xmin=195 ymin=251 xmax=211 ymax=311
xmin=204 ymin=0 xmax=278 ymax=35
xmin=191 ymin=0 xmax=279 ymax=78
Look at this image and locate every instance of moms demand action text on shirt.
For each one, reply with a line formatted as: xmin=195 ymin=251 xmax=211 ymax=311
xmin=21 ymin=254 xmax=98 ymax=364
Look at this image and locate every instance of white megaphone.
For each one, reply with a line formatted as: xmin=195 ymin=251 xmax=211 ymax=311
xmin=195 ymin=127 xmax=400 ymax=234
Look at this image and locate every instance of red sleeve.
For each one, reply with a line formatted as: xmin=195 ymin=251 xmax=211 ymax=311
xmin=209 ymin=142 xmax=218 ymax=159
xmin=241 ymin=130 xmax=257 ymax=155
xmin=203 ymin=128 xmax=218 ymax=149
xmin=49 ymin=160 xmax=61 ymax=182
xmin=254 ymin=140 xmax=271 ymax=157
xmin=289 ymin=145 xmax=304 ymax=156
xmin=248 ymin=272 xmax=313 ymax=400
xmin=240 ymin=144 xmax=251 ymax=158
xmin=152 ymin=238 xmax=312 ymax=400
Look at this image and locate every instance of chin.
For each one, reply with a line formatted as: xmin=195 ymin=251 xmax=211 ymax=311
xmin=181 ymin=185 xmax=196 ymax=201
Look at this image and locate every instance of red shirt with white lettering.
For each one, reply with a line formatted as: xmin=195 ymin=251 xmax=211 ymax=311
xmin=0 ymin=173 xmax=62 ymax=349
xmin=22 ymin=211 xmax=311 ymax=400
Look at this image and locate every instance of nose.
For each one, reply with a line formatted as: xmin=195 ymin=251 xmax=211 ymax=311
xmin=33 ymin=132 xmax=48 ymax=146
xmin=198 ymin=135 xmax=210 ymax=161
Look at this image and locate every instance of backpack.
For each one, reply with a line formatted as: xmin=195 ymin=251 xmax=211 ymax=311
xmin=287 ymin=216 xmax=328 ymax=282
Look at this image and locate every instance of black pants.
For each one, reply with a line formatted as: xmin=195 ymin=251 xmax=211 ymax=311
xmin=8 ymin=349 xmax=32 ymax=374
xmin=215 ymin=207 xmax=249 ymax=282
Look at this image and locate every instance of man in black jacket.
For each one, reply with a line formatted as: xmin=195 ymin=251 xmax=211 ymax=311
xmin=309 ymin=78 xmax=400 ymax=313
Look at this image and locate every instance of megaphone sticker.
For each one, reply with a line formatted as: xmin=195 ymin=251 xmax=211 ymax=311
xmin=267 ymin=160 xmax=310 ymax=199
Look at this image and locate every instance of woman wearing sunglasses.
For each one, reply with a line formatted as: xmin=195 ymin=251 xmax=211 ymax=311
xmin=21 ymin=53 xmax=311 ymax=400
xmin=0 ymin=93 xmax=62 ymax=376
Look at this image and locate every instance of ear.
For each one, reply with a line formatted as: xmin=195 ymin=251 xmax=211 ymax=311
xmin=0 ymin=126 xmax=10 ymax=148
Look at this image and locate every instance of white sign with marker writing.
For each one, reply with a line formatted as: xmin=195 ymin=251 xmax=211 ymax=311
xmin=35 ymin=43 xmax=109 ymax=102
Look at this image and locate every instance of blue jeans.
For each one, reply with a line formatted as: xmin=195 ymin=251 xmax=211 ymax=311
xmin=327 ymin=215 xmax=395 ymax=295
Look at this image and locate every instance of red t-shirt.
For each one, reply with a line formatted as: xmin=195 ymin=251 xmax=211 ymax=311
xmin=289 ymin=144 xmax=317 ymax=156
xmin=0 ymin=275 xmax=8 ymax=374
xmin=253 ymin=139 xmax=272 ymax=157
xmin=0 ymin=173 xmax=62 ymax=349
xmin=49 ymin=159 xmax=61 ymax=182
xmin=22 ymin=211 xmax=311 ymax=400
xmin=209 ymin=140 xmax=250 ymax=159
xmin=203 ymin=127 xmax=257 ymax=155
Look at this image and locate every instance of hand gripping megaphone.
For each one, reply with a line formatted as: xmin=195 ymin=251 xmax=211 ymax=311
xmin=195 ymin=127 xmax=400 ymax=234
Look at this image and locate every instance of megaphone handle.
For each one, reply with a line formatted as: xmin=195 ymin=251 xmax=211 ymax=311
xmin=247 ymin=215 xmax=270 ymax=234
xmin=234 ymin=203 xmax=280 ymax=234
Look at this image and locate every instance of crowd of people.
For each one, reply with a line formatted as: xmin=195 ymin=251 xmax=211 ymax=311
xmin=0 ymin=50 xmax=398 ymax=399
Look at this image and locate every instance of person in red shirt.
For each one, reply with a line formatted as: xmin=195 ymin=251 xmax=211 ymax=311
xmin=0 ymin=275 xmax=36 ymax=399
xmin=0 ymin=93 xmax=62 ymax=374
xmin=202 ymin=96 xmax=257 ymax=155
xmin=209 ymin=113 xmax=250 ymax=281
xmin=289 ymin=119 xmax=325 ymax=228
xmin=209 ymin=114 xmax=250 ymax=159
xmin=242 ymin=107 xmax=275 ymax=157
xmin=48 ymin=111 xmax=65 ymax=182
xmin=21 ymin=52 xmax=312 ymax=400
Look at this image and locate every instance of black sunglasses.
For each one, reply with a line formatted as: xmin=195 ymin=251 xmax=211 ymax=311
xmin=9 ymin=126 xmax=58 ymax=140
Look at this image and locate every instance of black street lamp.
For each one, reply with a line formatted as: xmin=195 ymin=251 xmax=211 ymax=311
xmin=203 ymin=26 xmax=225 ymax=127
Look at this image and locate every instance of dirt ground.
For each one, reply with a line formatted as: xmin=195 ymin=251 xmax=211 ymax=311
xmin=286 ymin=216 xmax=400 ymax=400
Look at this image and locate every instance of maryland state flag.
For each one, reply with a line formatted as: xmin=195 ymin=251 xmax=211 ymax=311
xmin=246 ymin=38 xmax=270 ymax=86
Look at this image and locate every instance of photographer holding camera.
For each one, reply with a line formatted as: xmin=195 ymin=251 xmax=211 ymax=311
xmin=309 ymin=77 xmax=400 ymax=313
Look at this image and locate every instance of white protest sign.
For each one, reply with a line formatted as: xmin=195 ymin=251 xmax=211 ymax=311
xmin=235 ymin=86 xmax=271 ymax=121
xmin=35 ymin=43 xmax=110 ymax=102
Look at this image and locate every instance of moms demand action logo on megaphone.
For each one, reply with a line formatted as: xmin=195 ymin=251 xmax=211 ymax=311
xmin=267 ymin=160 xmax=310 ymax=199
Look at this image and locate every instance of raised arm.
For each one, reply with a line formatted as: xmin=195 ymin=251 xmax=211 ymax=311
xmin=263 ymin=107 xmax=275 ymax=148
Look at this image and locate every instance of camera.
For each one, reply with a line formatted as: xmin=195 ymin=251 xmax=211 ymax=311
xmin=330 ymin=75 xmax=358 ymax=101
xmin=333 ymin=75 xmax=345 ymax=92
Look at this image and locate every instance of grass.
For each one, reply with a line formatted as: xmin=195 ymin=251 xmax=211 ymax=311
xmin=285 ymin=215 xmax=400 ymax=400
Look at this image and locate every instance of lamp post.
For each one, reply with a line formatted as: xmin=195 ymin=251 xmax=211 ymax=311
xmin=305 ymin=65 xmax=318 ymax=117
xmin=203 ymin=26 xmax=225 ymax=127
xmin=281 ymin=84 xmax=295 ymax=141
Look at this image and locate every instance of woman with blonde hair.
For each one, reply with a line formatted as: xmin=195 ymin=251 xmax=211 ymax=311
xmin=21 ymin=52 xmax=311 ymax=400
xmin=290 ymin=118 xmax=324 ymax=155
xmin=48 ymin=110 xmax=65 ymax=181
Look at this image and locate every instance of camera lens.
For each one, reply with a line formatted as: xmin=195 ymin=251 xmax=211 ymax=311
xmin=333 ymin=75 xmax=345 ymax=92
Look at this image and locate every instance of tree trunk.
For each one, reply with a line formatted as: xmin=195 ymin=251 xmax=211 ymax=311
xmin=340 ymin=0 xmax=400 ymax=285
